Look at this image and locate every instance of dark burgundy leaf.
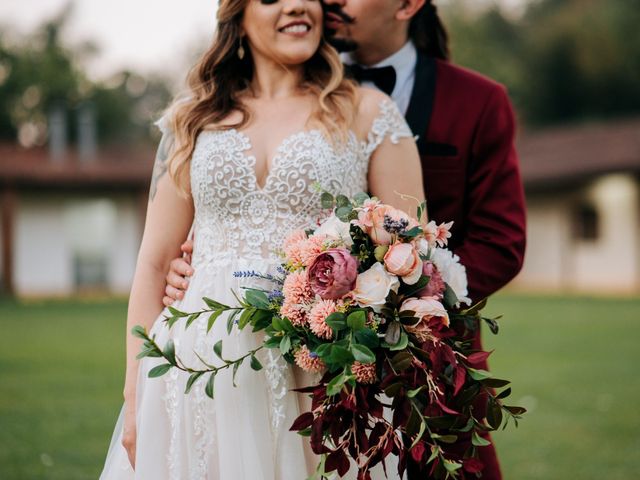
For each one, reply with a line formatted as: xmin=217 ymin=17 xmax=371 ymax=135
xmin=467 ymin=350 xmax=493 ymax=365
xmin=289 ymin=412 xmax=314 ymax=431
xmin=462 ymin=457 xmax=485 ymax=473
xmin=410 ymin=441 xmax=426 ymax=463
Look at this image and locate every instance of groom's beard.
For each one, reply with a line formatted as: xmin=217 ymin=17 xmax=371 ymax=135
xmin=323 ymin=4 xmax=359 ymax=53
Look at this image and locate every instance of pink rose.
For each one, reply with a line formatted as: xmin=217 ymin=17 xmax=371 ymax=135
xmin=383 ymin=242 xmax=423 ymax=285
xmin=400 ymin=297 xmax=450 ymax=342
xmin=307 ymin=248 xmax=358 ymax=300
xmin=416 ymin=261 xmax=446 ymax=299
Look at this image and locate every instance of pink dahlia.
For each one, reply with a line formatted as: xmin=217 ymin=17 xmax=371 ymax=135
xmin=352 ymin=361 xmax=377 ymax=384
xmin=308 ymin=299 xmax=337 ymax=340
xmin=307 ymin=248 xmax=358 ymax=300
xmin=283 ymin=230 xmax=307 ymax=265
xmin=280 ymin=299 xmax=307 ymax=327
xmin=282 ymin=270 xmax=314 ymax=304
xmin=294 ymin=345 xmax=325 ymax=373
xmin=299 ymin=235 xmax=326 ymax=267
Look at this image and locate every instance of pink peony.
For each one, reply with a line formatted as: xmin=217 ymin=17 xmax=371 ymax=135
xmin=416 ymin=261 xmax=446 ymax=299
xmin=299 ymin=235 xmax=327 ymax=267
xmin=307 ymin=248 xmax=358 ymax=300
xmin=308 ymin=299 xmax=337 ymax=340
xmin=282 ymin=270 xmax=314 ymax=304
xmin=352 ymin=361 xmax=377 ymax=384
xmin=294 ymin=345 xmax=325 ymax=373
xmin=280 ymin=299 xmax=307 ymax=327
xmin=383 ymin=242 xmax=423 ymax=285
xmin=283 ymin=230 xmax=307 ymax=265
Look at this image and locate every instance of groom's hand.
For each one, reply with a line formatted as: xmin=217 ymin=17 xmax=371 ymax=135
xmin=162 ymin=239 xmax=194 ymax=306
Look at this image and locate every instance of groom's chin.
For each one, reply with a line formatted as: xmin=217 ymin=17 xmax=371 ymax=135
xmin=326 ymin=32 xmax=358 ymax=53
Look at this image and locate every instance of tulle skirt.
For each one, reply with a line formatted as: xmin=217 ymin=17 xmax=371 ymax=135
xmin=99 ymin=258 xmax=403 ymax=479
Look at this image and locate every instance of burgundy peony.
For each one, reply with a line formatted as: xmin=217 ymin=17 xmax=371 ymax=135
xmin=307 ymin=248 xmax=358 ymax=299
xmin=417 ymin=261 xmax=446 ymax=298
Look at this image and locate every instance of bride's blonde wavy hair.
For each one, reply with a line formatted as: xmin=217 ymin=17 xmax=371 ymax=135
xmin=163 ymin=0 xmax=358 ymax=195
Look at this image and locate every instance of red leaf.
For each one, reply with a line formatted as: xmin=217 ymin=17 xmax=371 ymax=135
xmin=454 ymin=365 xmax=467 ymax=396
xmin=435 ymin=395 xmax=460 ymax=415
xmin=410 ymin=441 xmax=426 ymax=463
xmin=463 ymin=457 xmax=485 ymax=473
xmin=467 ymin=350 xmax=493 ymax=366
xmin=289 ymin=412 xmax=314 ymax=431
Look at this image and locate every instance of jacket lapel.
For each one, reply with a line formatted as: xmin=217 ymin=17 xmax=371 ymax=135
xmin=405 ymin=53 xmax=437 ymax=155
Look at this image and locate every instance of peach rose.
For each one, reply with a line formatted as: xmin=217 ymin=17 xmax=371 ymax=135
xmin=400 ymin=297 xmax=450 ymax=328
xmin=352 ymin=262 xmax=400 ymax=312
xmin=383 ymin=242 xmax=423 ymax=285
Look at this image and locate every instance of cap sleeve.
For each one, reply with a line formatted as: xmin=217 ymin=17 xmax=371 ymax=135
xmin=363 ymin=99 xmax=415 ymax=158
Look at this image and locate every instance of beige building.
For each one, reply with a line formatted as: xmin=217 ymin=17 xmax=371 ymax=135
xmin=1 ymin=117 xmax=639 ymax=297
xmin=513 ymin=117 xmax=640 ymax=294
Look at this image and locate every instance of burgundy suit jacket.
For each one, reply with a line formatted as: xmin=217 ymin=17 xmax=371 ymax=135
xmin=403 ymin=54 xmax=527 ymax=479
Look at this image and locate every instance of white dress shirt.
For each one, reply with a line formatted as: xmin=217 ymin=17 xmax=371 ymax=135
xmin=342 ymin=41 xmax=418 ymax=116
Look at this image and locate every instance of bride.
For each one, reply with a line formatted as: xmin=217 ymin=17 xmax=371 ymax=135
xmin=100 ymin=0 xmax=425 ymax=478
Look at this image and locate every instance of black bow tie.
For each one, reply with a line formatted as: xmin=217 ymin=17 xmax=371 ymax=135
xmin=347 ymin=64 xmax=397 ymax=95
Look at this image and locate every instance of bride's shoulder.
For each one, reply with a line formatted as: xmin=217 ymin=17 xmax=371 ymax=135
xmin=352 ymin=86 xmax=395 ymax=137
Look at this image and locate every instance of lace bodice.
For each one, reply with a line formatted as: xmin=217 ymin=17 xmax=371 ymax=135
xmin=155 ymin=100 xmax=413 ymax=268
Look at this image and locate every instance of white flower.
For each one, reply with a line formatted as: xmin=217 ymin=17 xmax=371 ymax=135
xmin=430 ymin=248 xmax=471 ymax=306
xmin=314 ymin=214 xmax=353 ymax=247
xmin=352 ymin=262 xmax=400 ymax=312
xmin=416 ymin=238 xmax=430 ymax=257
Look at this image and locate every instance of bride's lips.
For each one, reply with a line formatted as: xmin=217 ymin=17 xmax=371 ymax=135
xmin=278 ymin=20 xmax=313 ymax=37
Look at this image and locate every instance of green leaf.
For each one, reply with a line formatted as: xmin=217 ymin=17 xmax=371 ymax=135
xmin=213 ymin=340 xmax=223 ymax=359
xmin=472 ymin=431 xmax=492 ymax=447
xmin=384 ymin=322 xmax=402 ymax=345
xmin=504 ymin=405 xmax=527 ymax=416
xmin=227 ymin=310 xmax=240 ymax=334
xmin=185 ymin=313 xmax=200 ymax=329
xmin=443 ymin=459 xmax=462 ymax=473
xmin=496 ymin=387 xmax=512 ymax=400
xmin=354 ymin=328 xmax=380 ymax=348
xmin=163 ymin=339 xmax=176 ymax=365
xmin=433 ymin=434 xmax=458 ymax=444
xmin=251 ymin=309 xmax=273 ymax=331
xmin=245 ymin=289 xmax=270 ymax=309
xmin=483 ymin=316 xmax=500 ymax=335
xmin=407 ymin=386 xmax=426 ymax=398
xmin=325 ymin=312 xmax=347 ymax=332
xmin=390 ymin=351 xmax=413 ymax=371
xmin=203 ymin=298 xmax=228 ymax=310
xmin=346 ymin=311 xmax=366 ymax=331
xmin=168 ymin=306 xmax=188 ymax=317
xmin=185 ymin=371 xmax=205 ymax=394
xmin=236 ymin=308 xmax=252 ymax=330
xmin=384 ymin=382 xmax=403 ymax=397
xmin=426 ymin=445 xmax=440 ymax=465
xmin=327 ymin=345 xmax=353 ymax=364
xmin=353 ymin=192 xmax=370 ymax=206
xmin=400 ymin=226 xmax=422 ymax=238
xmin=336 ymin=206 xmax=352 ymax=221
xmin=250 ymin=354 xmax=263 ymax=371
xmin=205 ymin=372 xmax=215 ymax=399
xmin=336 ymin=194 xmax=351 ymax=208
xmin=280 ymin=336 xmax=292 ymax=355
xmin=468 ymin=368 xmax=493 ymax=381
xmin=389 ymin=331 xmax=409 ymax=351
xmin=131 ymin=325 xmax=147 ymax=340
xmin=320 ymin=192 xmax=334 ymax=209
xmin=148 ymin=363 xmax=172 ymax=378
xmin=481 ymin=378 xmax=510 ymax=389
xmin=326 ymin=372 xmax=347 ymax=396
xmin=443 ymin=284 xmax=459 ymax=308
xmin=232 ymin=359 xmax=244 ymax=387
xmin=207 ymin=309 xmax=224 ymax=333
xmin=350 ymin=344 xmax=375 ymax=364
xmin=487 ymin=399 xmax=503 ymax=430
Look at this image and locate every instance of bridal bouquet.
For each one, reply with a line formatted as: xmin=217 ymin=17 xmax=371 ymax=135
xmin=134 ymin=191 xmax=525 ymax=479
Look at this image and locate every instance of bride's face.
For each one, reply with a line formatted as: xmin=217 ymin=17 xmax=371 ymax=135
xmin=242 ymin=0 xmax=323 ymax=66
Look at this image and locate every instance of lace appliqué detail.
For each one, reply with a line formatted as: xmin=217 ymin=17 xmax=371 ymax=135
xmin=363 ymin=99 xmax=414 ymax=158
xmin=163 ymin=343 xmax=181 ymax=480
xmin=265 ymin=349 xmax=288 ymax=435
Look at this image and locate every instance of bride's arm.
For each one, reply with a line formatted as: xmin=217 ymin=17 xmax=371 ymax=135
xmin=123 ymin=173 xmax=194 ymax=403
xmin=359 ymin=88 xmax=426 ymax=216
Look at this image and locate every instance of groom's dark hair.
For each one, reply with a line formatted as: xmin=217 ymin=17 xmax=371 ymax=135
xmin=410 ymin=1 xmax=450 ymax=60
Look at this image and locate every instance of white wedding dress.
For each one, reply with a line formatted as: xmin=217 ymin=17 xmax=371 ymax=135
xmin=99 ymin=99 xmax=413 ymax=480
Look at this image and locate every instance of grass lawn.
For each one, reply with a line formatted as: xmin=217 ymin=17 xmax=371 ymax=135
xmin=0 ymin=294 xmax=638 ymax=479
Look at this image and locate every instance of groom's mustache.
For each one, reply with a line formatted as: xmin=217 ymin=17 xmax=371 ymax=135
xmin=323 ymin=3 xmax=356 ymax=25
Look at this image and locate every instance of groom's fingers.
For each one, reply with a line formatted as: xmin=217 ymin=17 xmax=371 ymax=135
xmin=169 ymin=257 xmax=194 ymax=278
xmin=166 ymin=270 xmax=189 ymax=291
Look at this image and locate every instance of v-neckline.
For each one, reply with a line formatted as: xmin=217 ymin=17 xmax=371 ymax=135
xmin=230 ymin=128 xmax=321 ymax=191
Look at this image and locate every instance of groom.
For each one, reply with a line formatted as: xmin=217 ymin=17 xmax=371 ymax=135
xmin=162 ymin=0 xmax=526 ymax=477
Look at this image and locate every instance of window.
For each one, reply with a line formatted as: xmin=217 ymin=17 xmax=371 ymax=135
xmin=573 ymin=204 xmax=599 ymax=241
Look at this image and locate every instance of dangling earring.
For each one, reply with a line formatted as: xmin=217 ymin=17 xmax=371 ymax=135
xmin=238 ymin=39 xmax=245 ymax=60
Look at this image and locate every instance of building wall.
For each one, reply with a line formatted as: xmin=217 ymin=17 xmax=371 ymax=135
xmin=12 ymin=192 xmax=142 ymax=296
xmin=513 ymin=174 xmax=640 ymax=294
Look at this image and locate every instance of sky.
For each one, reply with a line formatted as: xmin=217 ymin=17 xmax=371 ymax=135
xmin=0 ymin=0 xmax=528 ymax=81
